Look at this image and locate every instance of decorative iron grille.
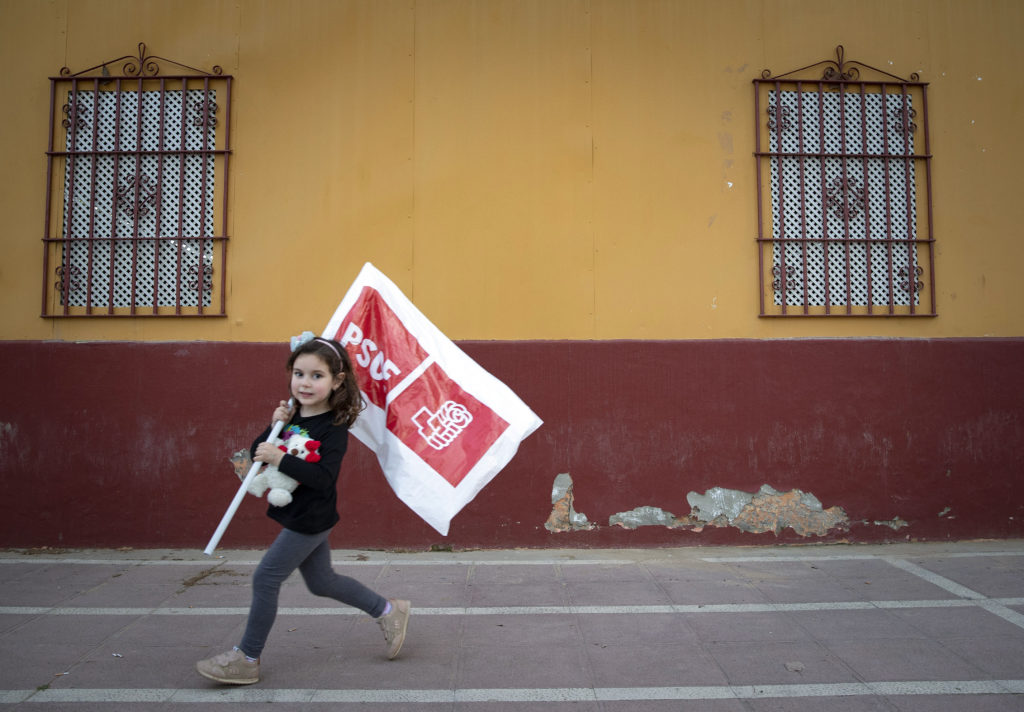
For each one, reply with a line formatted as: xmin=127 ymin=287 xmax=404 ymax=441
xmin=42 ymin=43 xmax=232 ymax=316
xmin=753 ymin=47 xmax=934 ymax=316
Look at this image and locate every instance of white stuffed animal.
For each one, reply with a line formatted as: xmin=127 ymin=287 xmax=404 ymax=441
xmin=246 ymin=433 xmax=322 ymax=507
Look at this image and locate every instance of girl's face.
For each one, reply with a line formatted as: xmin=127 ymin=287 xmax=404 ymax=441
xmin=290 ymin=353 xmax=344 ymax=416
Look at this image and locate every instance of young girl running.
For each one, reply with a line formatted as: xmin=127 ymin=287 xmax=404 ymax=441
xmin=197 ymin=336 xmax=410 ymax=685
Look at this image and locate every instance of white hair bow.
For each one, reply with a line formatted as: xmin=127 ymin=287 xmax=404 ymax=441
xmin=289 ymin=331 xmax=316 ymax=352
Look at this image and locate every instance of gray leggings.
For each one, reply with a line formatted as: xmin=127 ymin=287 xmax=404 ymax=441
xmin=239 ymin=527 xmax=387 ymax=658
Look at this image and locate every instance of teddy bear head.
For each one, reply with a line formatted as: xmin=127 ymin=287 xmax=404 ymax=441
xmin=276 ymin=434 xmax=322 ymax=463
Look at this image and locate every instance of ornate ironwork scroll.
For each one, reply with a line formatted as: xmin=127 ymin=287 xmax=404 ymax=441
xmin=760 ymin=45 xmax=920 ymax=84
xmin=58 ymin=42 xmax=223 ymax=79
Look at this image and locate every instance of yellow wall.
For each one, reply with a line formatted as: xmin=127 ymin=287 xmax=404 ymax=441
xmin=2 ymin=0 xmax=1022 ymax=341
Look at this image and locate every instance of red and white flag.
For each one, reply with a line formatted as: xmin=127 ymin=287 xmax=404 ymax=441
xmin=322 ymin=263 xmax=543 ymax=535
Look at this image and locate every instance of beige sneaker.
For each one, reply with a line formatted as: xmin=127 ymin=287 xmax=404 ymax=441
xmin=377 ymin=599 xmax=410 ymax=659
xmin=196 ymin=648 xmax=260 ymax=685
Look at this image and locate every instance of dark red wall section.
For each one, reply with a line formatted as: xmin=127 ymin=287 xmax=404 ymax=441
xmin=0 ymin=339 xmax=1021 ymax=550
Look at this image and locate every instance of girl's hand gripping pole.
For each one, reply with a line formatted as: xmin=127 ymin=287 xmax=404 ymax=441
xmin=203 ymin=399 xmax=294 ymax=556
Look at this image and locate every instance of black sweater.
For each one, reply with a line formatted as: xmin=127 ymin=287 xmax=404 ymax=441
xmin=251 ymin=411 xmax=349 ymax=534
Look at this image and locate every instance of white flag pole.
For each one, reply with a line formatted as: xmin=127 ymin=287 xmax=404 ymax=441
xmin=203 ymin=332 xmax=316 ymax=555
xmin=203 ymin=406 xmax=291 ymax=556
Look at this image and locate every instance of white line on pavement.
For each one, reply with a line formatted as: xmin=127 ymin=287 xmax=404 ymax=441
xmin=882 ymin=557 xmax=987 ymax=599
xmin=3 ymin=549 xmax=1022 ymax=567
xmin=0 ymin=557 xmax=637 ymax=567
xmin=1 ymin=598 xmax=1019 ymax=618
xmin=882 ymin=556 xmax=1024 ymax=631
xmin=5 ymin=680 xmax=1023 ymax=704
xmin=702 ymin=551 xmax=1024 ymax=563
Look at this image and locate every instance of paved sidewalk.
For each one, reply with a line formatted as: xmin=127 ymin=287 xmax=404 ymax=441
xmin=1 ymin=541 xmax=1023 ymax=710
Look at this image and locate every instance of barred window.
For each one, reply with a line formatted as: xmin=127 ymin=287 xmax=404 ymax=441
xmin=42 ymin=43 xmax=232 ymax=317
xmin=753 ymin=47 xmax=935 ymax=316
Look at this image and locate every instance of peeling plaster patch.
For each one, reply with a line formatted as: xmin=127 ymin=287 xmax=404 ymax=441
xmin=544 ymin=473 xmax=595 ymax=532
xmin=688 ymin=484 xmax=849 ymax=537
xmin=230 ymin=449 xmax=252 ymax=480
xmin=0 ymin=422 xmax=17 ymax=442
xmin=610 ymin=506 xmax=683 ymax=529
xmin=0 ymin=422 xmax=17 ymax=464
xmin=544 ymin=479 xmax=851 ymax=538
xmin=938 ymin=507 xmax=954 ymax=519
xmin=874 ymin=517 xmax=909 ymax=531
xmin=687 ymin=487 xmax=753 ymax=522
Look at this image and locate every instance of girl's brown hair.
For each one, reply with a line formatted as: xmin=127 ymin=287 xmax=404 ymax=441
xmin=287 ymin=337 xmax=364 ymax=427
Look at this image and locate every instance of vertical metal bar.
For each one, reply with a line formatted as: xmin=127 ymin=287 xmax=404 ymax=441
xmin=880 ymin=88 xmax=895 ymax=313
xmin=42 ymin=79 xmax=57 ymax=315
xmin=754 ymin=80 xmax=766 ymax=315
xmin=129 ymin=78 xmax=145 ymax=315
xmin=218 ymin=75 xmax=232 ymax=316
xmin=774 ymin=80 xmax=789 ymax=314
xmin=900 ymin=84 xmax=916 ymax=315
xmin=817 ymin=81 xmax=830 ymax=313
xmin=922 ymin=84 xmax=936 ymax=315
xmin=106 ymin=79 xmax=124 ymax=314
xmin=85 ymin=79 xmax=101 ymax=315
xmin=175 ymin=79 xmax=188 ymax=314
xmin=838 ymin=81 xmax=852 ymax=314
xmin=196 ymin=77 xmax=211 ymax=315
xmin=62 ymin=79 xmax=81 ymax=315
xmin=859 ymin=83 xmax=873 ymax=314
xmin=153 ymin=78 xmax=168 ymax=313
xmin=795 ymin=82 xmax=809 ymax=313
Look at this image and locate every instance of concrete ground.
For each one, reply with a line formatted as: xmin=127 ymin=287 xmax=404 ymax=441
xmin=0 ymin=540 xmax=1022 ymax=710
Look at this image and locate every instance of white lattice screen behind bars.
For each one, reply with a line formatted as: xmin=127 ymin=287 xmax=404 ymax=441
xmin=769 ymin=89 xmax=918 ymax=307
xmin=61 ymin=90 xmax=215 ymax=308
